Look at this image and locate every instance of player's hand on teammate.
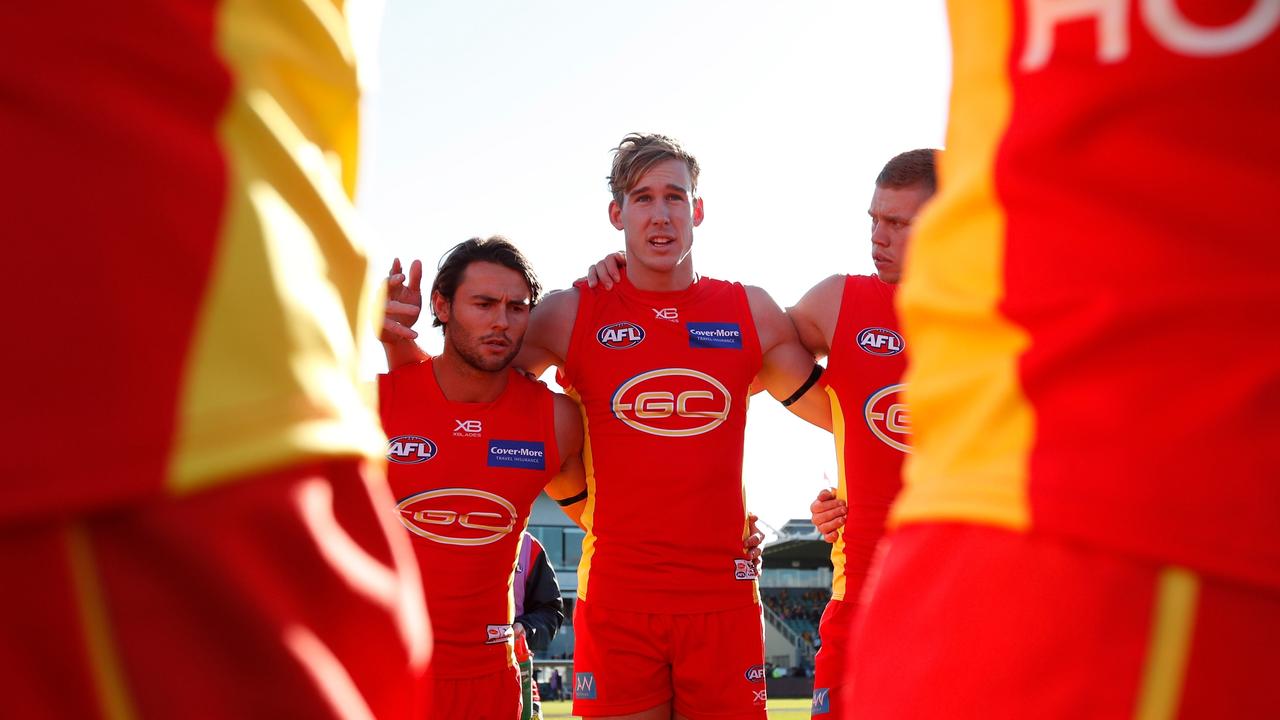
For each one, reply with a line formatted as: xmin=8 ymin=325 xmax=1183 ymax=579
xmin=583 ymin=251 xmax=627 ymax=289
xmin=744 ymin=512 xmax=765 ymax=573
xmin=382 ymin=258 xmax=424 ymax=344
xmin=810 ymin=488 xmax=846 ymax=543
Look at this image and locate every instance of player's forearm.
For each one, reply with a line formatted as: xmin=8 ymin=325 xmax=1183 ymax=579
xmin=382 ymin=340 xmax=428 ymax=371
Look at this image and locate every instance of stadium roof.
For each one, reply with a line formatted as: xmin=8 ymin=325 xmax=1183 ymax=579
xmin=762 ymin=518 xmax=833 ymax=570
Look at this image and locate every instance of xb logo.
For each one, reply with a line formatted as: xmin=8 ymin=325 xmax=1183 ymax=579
xmin=454 ymin=419 xmax=482 ymax=434
xmin=652 ymin=307 xmax=678 ymax=321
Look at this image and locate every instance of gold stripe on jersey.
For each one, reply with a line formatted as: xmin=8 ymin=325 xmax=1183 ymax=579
xmin=1134 ymin=568 xmax=1199 ymax=720
xmin=67 ymin=525 xmax=139 ymax=720
xmin=168 ymin=0 xmax=385 ymax=492
xmin=826 ymin=386 xmax=849 ymax=602
xmin=893 ymin=0 xmax=1033 ymax=530
xmin=568 ymin=387 xmax=600 ymax=602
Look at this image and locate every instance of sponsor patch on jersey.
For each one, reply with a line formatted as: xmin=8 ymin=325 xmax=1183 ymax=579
xmin=485 ymin=624 xmax=514 ymax=645
xmin=812 ymin=687 xmax=831 ymax=715
xmin=611 ymin=368 xmax=731 ymax=438
xmin=857 ymin=326 xmax=905 ymax=356
xmin=687 ymin=322 xmax=743 ymax=350
xmin=454 ymin=419 xmax=482 ymax=437
xmin=596 ymin=321 xmax=645 ymax=349
xmin=864 ymin=383 xmax=911 ymax=453
xmin=575 ymin=672 xmax=598 ymax=700
xmin=745 ymin=664 xmax=766 ymax=683
xmin=387 ymin=435 xmax=438 ymax=464
xmin=733 ymin=558 xmax=758 ymax=581
xmin=396 ymin=489 xmax=517 ymax=546
xmin=487 ymin=440 xmax=546 ymax=470
xmin=753 ymin=688 xmax=768 ymax=704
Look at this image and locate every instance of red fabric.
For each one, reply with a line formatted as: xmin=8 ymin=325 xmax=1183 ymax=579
xmin=0 ymin=460 xmax=428 ymax=719
xmin=995 ymin=0 xmax=1280 ymax=587
xmin=846 ymin=524 xmax=1280 ymax=719
xmin=811 ymin=598 xmax=858 ymax=716
xmin=559 ymin=274 xmax=762 ymax=613
xmin=824 ymin=275 xmax=907 ymax=604
xmin=571 ymin=599 xmax=767 ymax=719
xmin=379 ymin=359 xmax=560 ymax=678
xmin=1 ymin=0 xmax=230 ymax=519
xmin=429 ymin=664 xmax=522 ymax=720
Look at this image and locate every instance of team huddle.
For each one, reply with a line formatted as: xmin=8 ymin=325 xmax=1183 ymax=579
xmin=8 ymin=1 xmax=1276 ymax=719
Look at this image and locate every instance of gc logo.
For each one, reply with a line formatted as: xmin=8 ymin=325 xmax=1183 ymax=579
xmin=864 ymin=383 xmax=911 ymax=453
xmin=611 ymin=368 xmax=731 ymax=438
xmin=396 ymin=488 xmax=517 ymax=546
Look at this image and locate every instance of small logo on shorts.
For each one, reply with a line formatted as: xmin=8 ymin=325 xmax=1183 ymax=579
xmin=812 ymin=687 xmax=831 ymax=714
xmin=485 ymin=624 xmax=513 ymax=645
xmin=745 ymin=664 xmax=766 ymax=683
xmin=733 ymin=558 xmax=758 ymax=581
xmin=575 ymin=672 xmax=597 ymax=700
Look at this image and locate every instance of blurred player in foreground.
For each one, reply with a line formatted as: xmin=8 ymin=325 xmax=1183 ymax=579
xmin=847 ymin=2 xmax=1280 ymax=717
xmin=2 ymin=1 xmax=430 ymax=717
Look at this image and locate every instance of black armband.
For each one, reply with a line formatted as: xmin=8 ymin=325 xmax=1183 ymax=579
xmin=781 ymin=364 xmax=824 ymax=407
xmin=557 ymin=489 xmax=589 ymax=506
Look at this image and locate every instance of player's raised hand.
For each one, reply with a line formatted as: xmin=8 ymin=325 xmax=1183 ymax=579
xmin=382 ymin=258 xmax=423 ymax=343
xmin=583 ymin=251 xmax=627 ymax=289
xmin=810 ymin=488 xmax=846 ymax=543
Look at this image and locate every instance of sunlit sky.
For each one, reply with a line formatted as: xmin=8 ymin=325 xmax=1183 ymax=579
xmin=355 ymin=0 xmax=952 ymax=538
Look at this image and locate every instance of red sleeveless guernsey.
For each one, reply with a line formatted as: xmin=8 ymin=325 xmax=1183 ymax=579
xmin=823 ymin=275 xmax=908 ymax=604
xmin=559 ymin=274 xmax=762 ymax=613
xmin=379 ymin=359 xmax=560 ymax=677
xmin=896 ymin=0 xmax=1280 ymax=589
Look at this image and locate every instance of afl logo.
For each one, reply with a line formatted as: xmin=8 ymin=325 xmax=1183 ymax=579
xmin=387 ymin=435 xmax=438 ymax=464
xmin=396 ymin=488 xmax=518 ymax=546
xmin=611 ymin=368 xmax=731 ymax=438
xmin=864 ymin=384 xmax=911 ymax=453
xmin=857 ymin=327 xmax=904 ymax=356
xmin=597 ymin=321 xmax=645 ymax=349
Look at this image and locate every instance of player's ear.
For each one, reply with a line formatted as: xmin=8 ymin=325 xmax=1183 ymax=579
xmin=431 ymin=290 xmax=450 ymax=324
xmin=609 ymin=200 xmax=624 ymax=230
xmin=693 ymin=196 xmax=704 ymax=227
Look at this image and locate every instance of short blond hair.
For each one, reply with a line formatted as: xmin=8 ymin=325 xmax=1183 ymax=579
xmin=607 ymin=133 xmax=701 ymax=206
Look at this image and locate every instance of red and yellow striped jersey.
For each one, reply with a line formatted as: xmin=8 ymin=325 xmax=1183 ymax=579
xmin=896 ymin=0 xmax=1280 ymax=588
xmin=379 ymin=359 xmax=561 ymax=678
xmin=823 ymin=275 xmax=907 ymax=603
xmin=559 ymin=275 xmax=762 ymax=613
xmin=3 ymin=0 xmax=384 ymax=521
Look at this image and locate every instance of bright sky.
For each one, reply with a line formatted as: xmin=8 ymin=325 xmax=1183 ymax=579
xmin=356 ymin=0 xmax=952 ymax=539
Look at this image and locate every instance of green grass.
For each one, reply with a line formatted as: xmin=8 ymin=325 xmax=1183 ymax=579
xmin=540 ymin=697 xmax=812 ymax=718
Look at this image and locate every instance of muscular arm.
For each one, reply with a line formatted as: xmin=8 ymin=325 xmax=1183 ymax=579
xmin=788 ymin=274 xmax=844 ymax=360
xmin=747 ymin=285 xmax=833 ymax=432
xmin=514 ymin=288 xmax=578 ymax=378
xmin=544 ymin=393 xmax=588 ymax=530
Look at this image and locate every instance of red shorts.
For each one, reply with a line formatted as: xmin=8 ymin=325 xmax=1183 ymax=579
xmin=431 ymin=664 xmax=521 ymax=719
xmin=572 ymin=599 xmax=767 ymax=719
xmin=0 ymin=460 xmax=430 ymax=719
xmin=811 ymin=598 xmax=857 ymax=716
xmin=847 ymin=524 xmax=1280 ymax=719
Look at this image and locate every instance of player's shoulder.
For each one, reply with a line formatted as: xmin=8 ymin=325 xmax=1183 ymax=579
xmin=536 ymin=286 xmax=581 ymax=318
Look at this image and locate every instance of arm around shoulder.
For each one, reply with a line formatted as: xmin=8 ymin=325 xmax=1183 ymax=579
xmin=746 ymin=286 xmax=833 ymax=431
xmin=514 ymin=288 xmax=579 ymax=378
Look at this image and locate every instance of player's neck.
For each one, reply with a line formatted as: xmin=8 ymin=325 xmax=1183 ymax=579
xmin=431 ymin=349 xmax=509 ymax=403
xmin=627 ymin=258 xmax=696 ymax=293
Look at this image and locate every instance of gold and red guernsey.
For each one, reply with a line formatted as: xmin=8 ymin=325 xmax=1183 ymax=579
xmin=379 ymin=359 xmax=561 ymax=678
xmin=823 ymin=276 xmax=908 ymax=604
xmin=559 ymin=275 xmax=762 ymax=613
xmin=896 ymin=1 xmax=1280 ymax=588
xmin=3 ymin=0 xmax=384 ymax=519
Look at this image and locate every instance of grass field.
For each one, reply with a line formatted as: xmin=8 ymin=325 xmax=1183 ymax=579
xmin=540 ymin=697 xmax=813 ymax=718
